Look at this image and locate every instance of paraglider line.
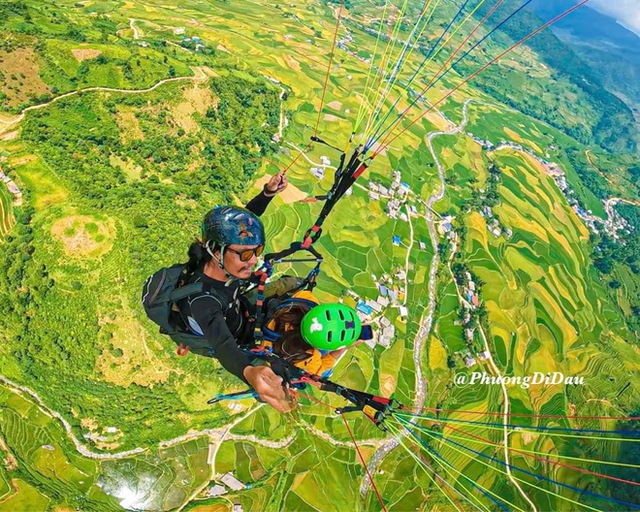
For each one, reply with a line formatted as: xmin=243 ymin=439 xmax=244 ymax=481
xmin=397 ymin=416 xmax=605 ymax=512
xmin=373 ymin=0 xmax=590 ymax=156
xmin=282 ymin=141 xmax=314 ymax=174
xmin=440 ymin=421 xmax=640 ymax=487
xmin=400 ymin=406 xmax=640 ymax=422
xmin=404 ymin=418 xmax=640 ymax=469
xmin=367 ymin=0 xmax=487 ymax=149
xmin=366 ymin=0 xmax=506 ymax=149
xmin=314 ymin=0 xmax=344 ymax=136
xmin=365 ymin=0 xmax=447 ymax=146
xmin=393 ymin=411 xmax=640 ymax=436
xmin=342 ymin=414 xmax=388 ymax=512
xmin=387 ymin=419 xmax=513 ymax=511
xmin=396 ymin=416 xmax=640 ymax=510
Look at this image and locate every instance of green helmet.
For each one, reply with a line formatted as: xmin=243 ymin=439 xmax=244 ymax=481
xmin=301 ymin=303 xmax=362 ymax=351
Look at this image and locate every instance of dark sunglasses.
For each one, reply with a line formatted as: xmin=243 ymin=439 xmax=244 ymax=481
xmin=225 ymin=245 xmax=264 ymax=262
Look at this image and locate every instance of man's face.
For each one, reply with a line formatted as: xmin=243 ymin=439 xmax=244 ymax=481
xmin=222 ymin=244 xmax=262 ymax=279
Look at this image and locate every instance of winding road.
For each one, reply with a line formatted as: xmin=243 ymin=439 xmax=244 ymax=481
xmin=361 ymin=99 xmax=475 ymax=496
xmin=0 ymin=67 xmax=208 ymax=136
xmin=0 ymin=56 xmax=603 ymax=507
xmin=129 ymin=18 xmax=143 ymax=40
xmin=362 ymin=99 xmax=536 ymax=511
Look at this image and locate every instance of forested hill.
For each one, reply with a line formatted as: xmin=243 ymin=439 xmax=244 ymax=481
xmin=466 ymin=0 xmax=639 ymax=154
xmin=531 ymin=0 xmax=640 ymax=113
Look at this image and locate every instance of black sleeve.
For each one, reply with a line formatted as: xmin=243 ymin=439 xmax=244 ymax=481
xmin=245 ymin=186 xmax=275 ymax=216
xmin=188 ymin=296 xmax=253 ymax=382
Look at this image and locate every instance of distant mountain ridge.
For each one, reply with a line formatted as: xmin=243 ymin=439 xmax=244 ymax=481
xmin=530 ymin=1 xmax=640 ymax=109
xmin=468 ymin=0 xmax=638 ymax=153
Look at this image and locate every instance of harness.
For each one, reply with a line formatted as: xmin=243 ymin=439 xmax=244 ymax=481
xmin=209 ymin=348 xmax=404 ymax=431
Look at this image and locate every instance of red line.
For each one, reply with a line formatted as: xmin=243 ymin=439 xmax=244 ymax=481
xmin=282 ymin=141 xmax=313 ymax=174
xmin=374 ymin=0 xmax=590 ymax=156
xmin=440 ymin=422 xmax=640 ymax=487
xmin=399 ymin=407 xmax=640 ymax=422
xmin=314 ymin=0 xmax=344 ymax=136
xmin=342 ymin=415 xmax=388 ymax=512
xmin=377 ymin=0 xmax=505 ymax=150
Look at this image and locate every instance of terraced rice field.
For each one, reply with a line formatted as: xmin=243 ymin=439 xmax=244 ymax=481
xmin=0 ymin=186 xmax=14 ymax=239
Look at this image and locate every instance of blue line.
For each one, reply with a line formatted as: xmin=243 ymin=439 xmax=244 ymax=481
xmin=394 ymin=413 xmax=640 ymax=436
xmin=367 ymin=0 xmax=536 ymax=149
xmin=396 ymin=416 xmax=640 ymax=510
xmin=393 ymin=417 xmax=511 ymax=511
xmin=364 ymin=0 xmax=473 ymax=152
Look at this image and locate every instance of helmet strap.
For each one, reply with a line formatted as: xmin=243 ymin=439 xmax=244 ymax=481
xmin=206 ymin=241 xmax=235 ymax=280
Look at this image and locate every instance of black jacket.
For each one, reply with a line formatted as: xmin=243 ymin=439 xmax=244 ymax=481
xmin=176 ymin=187 xmax=274 ymax=381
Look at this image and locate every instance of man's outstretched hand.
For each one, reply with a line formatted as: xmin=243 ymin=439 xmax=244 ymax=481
xmin=243 ymin=365 xmax=297 ymax=413
xmin=265 ymin=171 xmax=288 ymax=195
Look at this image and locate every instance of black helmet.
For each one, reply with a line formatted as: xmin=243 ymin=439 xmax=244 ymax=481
xmin=202 ymin=206 xmax=265 ymax=247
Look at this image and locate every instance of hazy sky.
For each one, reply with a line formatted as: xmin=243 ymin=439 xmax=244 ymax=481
xmin=589 ymin=0 xmax=640 ymax=36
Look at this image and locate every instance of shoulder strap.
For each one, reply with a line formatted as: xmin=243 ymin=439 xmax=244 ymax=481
xmin=169 ymin=282 xmax=204 ymax=302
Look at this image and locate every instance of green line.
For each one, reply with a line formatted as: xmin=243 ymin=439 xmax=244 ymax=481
xmin=353 ymin=0 xmax=391 ymax=134
xmin=393 ymin=412 xmax=640 ymax=444
xmin=386 ymin=418 xmax=496 ymax=512
xmin=363 ymin=0 xmax=441 ymax=140
xmin=385 ymin=419 xmax=469 ymax=511
xmin=369 ymin=0 xmax=489 ymax=140
xmin=406 ymin=421 xmax=640 ymax=470
xmin=362 ymin=0 xmax=417 ymax=140
xmin=391 ymin=416 xmax=526 ymax=512
xmin=396 ymin=416 xmax=608 ymax=512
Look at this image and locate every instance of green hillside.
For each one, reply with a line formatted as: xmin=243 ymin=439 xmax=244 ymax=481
xmin=0 ymin=0 xmax=638 ymax=511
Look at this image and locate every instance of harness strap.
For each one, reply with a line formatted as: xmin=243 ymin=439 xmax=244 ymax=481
xmin=252 ymin=263 xmax=273 ymax=343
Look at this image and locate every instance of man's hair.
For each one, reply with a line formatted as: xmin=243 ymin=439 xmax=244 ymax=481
xmin=272 ymin=303 xmax=314 ymax=364
xmin=185 ymin=239 xmax=213 ymax=275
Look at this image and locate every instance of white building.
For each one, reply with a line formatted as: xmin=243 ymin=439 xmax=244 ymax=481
xmin=365 ymin=300 xmax=383 ymax=313
xmin=376 ymin=296 xmax=390 ymax=308
xmin=221 ymin=473 xmax=246 ymax=491
xmin=207 ymin=485 xmax=227 ymax=497
xmin=464 ymin=354 xmax=476 ymax=368
xmin=320 ymin=156 xmax=331 ymax=166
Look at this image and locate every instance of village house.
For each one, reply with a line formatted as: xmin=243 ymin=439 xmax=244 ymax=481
xmin=463 ymin=353 xmax=476 ymax=368
xmin=221 ymin=473 xmax=246 ymax=491
xmin=365 ymin=299 xmax=383 ymax=314
xmin=207 ymin=485 xmax=227 ymax=497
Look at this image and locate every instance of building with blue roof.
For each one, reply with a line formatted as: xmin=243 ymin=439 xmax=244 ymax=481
xmin=356 ymin=301 xmax=373 ymax=315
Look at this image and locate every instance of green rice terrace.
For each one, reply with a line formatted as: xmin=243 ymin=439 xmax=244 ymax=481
xmin=0 ymin=0 xmax=639 ymax=511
